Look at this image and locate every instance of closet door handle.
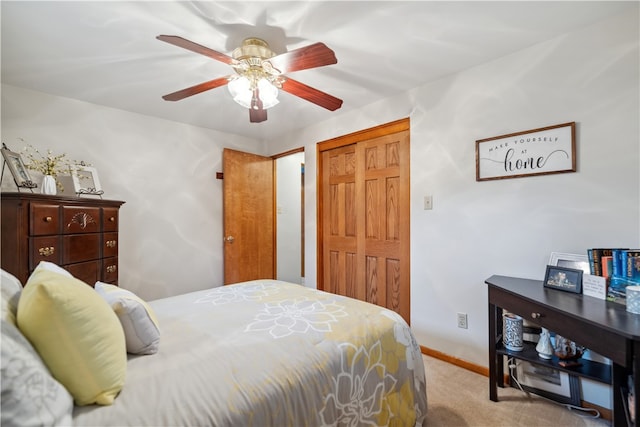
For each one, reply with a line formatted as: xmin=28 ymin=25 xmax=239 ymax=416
xmin=224 ymin=236 xmax=235 ymax=243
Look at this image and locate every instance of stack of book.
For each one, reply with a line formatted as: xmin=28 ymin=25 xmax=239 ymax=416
xmin=587 ymin=248 xmax=640 ymax=304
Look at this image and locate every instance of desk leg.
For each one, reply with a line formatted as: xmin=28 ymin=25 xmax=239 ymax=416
xmin=489 ymin=301 xmax=501 ymax=401
xmin=634 ymin=340 xmax=639 ymax=427
xmin=613 ymin=362 xmax=626 ymax=427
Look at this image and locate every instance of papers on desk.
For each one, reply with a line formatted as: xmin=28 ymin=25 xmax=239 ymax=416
xmin=582 ymin=274 xmax=607 ymax=300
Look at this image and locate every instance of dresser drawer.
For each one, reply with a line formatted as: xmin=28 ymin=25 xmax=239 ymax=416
xmin=65 ymin=260 xmax=100 ymax=286
xmin=62 ymin=234 xmax=100 ymax=264
xmin=103 ymin=207 xmax=119 ymax=232
xmin=63 ymin=206 xmax=100 ymax=234
xmin=30 ymin=204 xmax=60 ymax=236
xmin=29 ymin=236 xmax=61 ymax=269
xmin=102 ymin=257 xmax=118 ymax=284
xmin=103 ymin=232 xmax=118 ymax=258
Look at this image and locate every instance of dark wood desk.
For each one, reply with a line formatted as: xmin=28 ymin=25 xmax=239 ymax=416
xmin=487 ymin=275 xmax=640 ymax=426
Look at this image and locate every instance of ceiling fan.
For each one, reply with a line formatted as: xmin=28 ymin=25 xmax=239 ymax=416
xmin=157 ymin=35 xmax=343 ymax=123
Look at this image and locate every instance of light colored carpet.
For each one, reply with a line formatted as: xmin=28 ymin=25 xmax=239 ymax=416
xmin=423 ymin=355 xmax=611 ymax=427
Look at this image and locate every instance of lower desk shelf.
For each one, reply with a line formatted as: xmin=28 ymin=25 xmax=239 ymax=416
xmin=497 ymin=341 xmax=612 ymax=385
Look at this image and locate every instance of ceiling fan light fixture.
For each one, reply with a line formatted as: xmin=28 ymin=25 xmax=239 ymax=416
xmin=257 ymin=78 xmax=279 ymax=108
xmin=228 ymin=76 xmax=279 ymax=110
xmin=228 ymin=76 xmax=251 ymax=108
xmin=231 ymin=38 xmax=275 ymax=62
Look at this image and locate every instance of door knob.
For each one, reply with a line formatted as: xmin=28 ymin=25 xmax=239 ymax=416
xmin=224 ymin=235 xmax=235 ymax=243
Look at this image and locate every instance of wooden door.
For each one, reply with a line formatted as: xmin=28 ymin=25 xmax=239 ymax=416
xmin=223 ymin=148 xmax=275 ymax=284
xmin=318 ymin=119 xmax=411 ymax=323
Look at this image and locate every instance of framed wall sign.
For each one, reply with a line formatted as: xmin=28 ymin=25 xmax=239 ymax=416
xmin=543 ymin=265 xmax=583 ymax=294
xmin=476 ymin=122 xmax=576 ymax=181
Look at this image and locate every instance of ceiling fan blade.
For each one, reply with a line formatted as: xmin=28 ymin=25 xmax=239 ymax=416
xmin=267 ymin=42 xmax=337 ymax=74
xmin=157 ymin=35 xmax=236 ymax=65
xmin=162 ymin=76 xmax=231 ymax=101
xmin=281 ymin=78 xmax=343 ymax=111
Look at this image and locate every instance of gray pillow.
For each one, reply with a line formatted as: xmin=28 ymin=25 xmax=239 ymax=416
xmin=1 ymin=269 xmax=22 ymax=325
xmin=1 ymin=319 xmax=73 ymax=426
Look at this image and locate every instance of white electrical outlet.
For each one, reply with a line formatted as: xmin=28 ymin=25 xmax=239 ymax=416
xmin=457 ymin=312 xmax=468 ymax=329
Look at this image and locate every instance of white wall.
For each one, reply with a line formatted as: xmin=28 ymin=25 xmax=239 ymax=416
xmin=1 ymin=85 xmax=263 ymax=300
xmin=266 ymin=10 xmax=639 ymax=408
xmin=1 ymin=7 xmax=637 ymax=409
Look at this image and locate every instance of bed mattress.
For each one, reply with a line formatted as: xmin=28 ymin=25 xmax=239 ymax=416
xmin=72 ymin=279 xmax=427 ymax=426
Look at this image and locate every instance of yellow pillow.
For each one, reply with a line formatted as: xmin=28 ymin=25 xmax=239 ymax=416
xmin=17 ymin=267 xmax=126 ymax=406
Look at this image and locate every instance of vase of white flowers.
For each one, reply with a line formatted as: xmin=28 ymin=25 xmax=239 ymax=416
xmin=21 ymin=142 xmax=87 ymax=194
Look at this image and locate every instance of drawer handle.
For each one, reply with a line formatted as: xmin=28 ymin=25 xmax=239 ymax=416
xmin=44 ymin=216 xmax=53 ymax=223
xmin=109 ymin=217 xmax=116 ymax=222
xmin=531 ymin=312 xmax=543 ymax=319
xmin=105 ymin=240 xmax=117 ymax=248
xmin=38 ymin=246 xmax=55 ymax=257
xmin=68 ymin=212 xmax=96 ymax=230
xmin=106 ymin=265 xmax=117 ymax=274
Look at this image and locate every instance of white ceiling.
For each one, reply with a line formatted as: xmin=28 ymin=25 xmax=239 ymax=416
xmin=1 ymin=1 xmax=635 ymax=141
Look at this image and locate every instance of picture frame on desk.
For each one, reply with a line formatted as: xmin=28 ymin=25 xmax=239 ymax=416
xmin=544 ymin=265 xmax=583 ymax=294
xmin=548 ymin=252 xmax=591 ymax=274
xmin=511 ymin=360 xmax=580 ymax=406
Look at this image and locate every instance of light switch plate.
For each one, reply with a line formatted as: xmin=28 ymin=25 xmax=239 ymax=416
xmin=424 ymin=195 xmax=433 ymax=210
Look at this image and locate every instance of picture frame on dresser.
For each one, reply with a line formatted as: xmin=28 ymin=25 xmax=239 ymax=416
xmin=1 ymin=145 xmax=36 ymax=188
xmin=544 ymin=265 xmax=583 ymax=294
xmin=71 ymin=165 xmax=103 ymax=195
xmin=511 ymin=360 xmax=580 ymax=406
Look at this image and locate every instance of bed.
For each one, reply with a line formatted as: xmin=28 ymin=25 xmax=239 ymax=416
xmin=1 ymin=265 xmax=427 ymax=426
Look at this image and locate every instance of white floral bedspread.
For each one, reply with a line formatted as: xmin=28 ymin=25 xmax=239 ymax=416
xmin=73 ymin=280 xmax=427 ymax=426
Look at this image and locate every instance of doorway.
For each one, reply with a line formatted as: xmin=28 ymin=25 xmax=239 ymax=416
xmin=317 ymin=118 xmax=411 ymax=323
xmin=222 ymin=148 xmax=274 ymax=284
xmin=275 ymin=150 xmax=305 ymax=284
xmin=222 ymin=147 xmax=305 ymax=285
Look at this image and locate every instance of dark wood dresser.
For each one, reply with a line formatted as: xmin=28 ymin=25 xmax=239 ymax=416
xmin=1 ymin=192 xmax=125 ymax=286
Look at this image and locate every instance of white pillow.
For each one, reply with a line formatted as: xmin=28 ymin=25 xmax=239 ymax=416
xmin=95 ymin=282 xmax=160 ymax=355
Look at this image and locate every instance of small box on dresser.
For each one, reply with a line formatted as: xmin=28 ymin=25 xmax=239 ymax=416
xmin=1 ymin=192 xmax=125 ymax=286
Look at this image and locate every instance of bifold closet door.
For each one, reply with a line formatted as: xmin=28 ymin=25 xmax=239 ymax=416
xmin=319 ymin=119 xmax=410 ymax=323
